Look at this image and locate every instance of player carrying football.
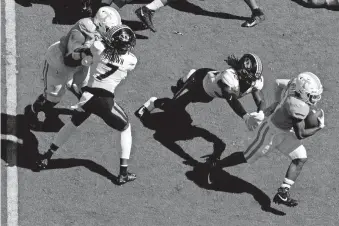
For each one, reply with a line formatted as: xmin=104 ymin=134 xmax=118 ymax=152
xmin=36 ymin=25 xmax=138 ymax=186
xmin=135 ymin=53 xmax=267 ymax=160
xmin=211 ymin=72 xmax=325 ymax=207
xmin=25 ymin=6 xmax=122 ymax=129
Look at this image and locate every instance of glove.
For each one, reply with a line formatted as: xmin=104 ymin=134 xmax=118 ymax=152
xmin=90 ymin=41 xmax=105 ymax=56
xmin=243 ymin=113 xmax=257 ymax=131
xmin=250 ymin=111 xmax=265 ymax=121
xmin=317 ymin=109 xmax=325 ymax=129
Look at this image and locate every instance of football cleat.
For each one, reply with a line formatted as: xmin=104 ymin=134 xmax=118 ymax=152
xmin=116 ymin=172 xmax=137 ymax=185
xmin=273 ymin=187 xmax=298 ymax=207
xmin=135 ymin=6 xmax=156 ymax=32
xmin=134 ymin=105 xmax=149 ymax=119
xmin=36 ymin=150 xmax=54 ymax=170
xmin=24 ymin=105 xmax=40 ymax=130
xmin=242 ymin=8 xmax=265 ymax=28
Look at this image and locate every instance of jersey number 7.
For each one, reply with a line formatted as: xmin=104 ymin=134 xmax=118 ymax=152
xmin=96 ymin=63 xmax=119 ymax=81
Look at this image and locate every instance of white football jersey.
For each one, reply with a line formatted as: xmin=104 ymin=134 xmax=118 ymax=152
xmin=87 ymin=51 xmax=137 ymax=94
xmin=202 ymin=69 xmax=263 ymax=99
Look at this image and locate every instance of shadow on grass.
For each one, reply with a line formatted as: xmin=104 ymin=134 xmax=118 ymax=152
xmin=139 ymin=109 xmax=226 ymax=167
xmin=291 ymin=0 xmax=339 ymax=11
xmin=1 ymin=112 xmax=118 ymax=184
xmin=14 ymin=0 xmax=149 ymax=36
xmin=136 ymin=108 xmax=284 ymax=215
xmin=186 ymin=162 xmax=286 ymax=216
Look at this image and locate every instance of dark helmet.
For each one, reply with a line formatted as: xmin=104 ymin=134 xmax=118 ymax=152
xmin=238 ymin=53 xmax=263 ymax=82
xmin=102 ymin=24 xmax=136 ymax=54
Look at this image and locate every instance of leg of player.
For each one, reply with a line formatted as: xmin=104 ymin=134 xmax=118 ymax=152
xmin=26 ymin=63 xmax=70 ymax=129
xmin=117 ymin=123 xmax=137 ymax=185
xmin=273 ymin=143 xmax=308 ymax=207
xmin=242 ymin=0 xmax=265 ymax=28
xmin=36 ymin=110 xmax=91 ymax=170
xmin=135 ymin=0 xmax=172 ymax=32
xmin=91 ymin=98 xmax=136 ymax=185
xmin=273 ymin=158 xmax=307 ymax=207
xmin=135 ymin=69 xmax=198 ymax=119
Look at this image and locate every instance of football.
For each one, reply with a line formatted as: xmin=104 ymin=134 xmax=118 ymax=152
xmin=304 ymin=109 xmax=323 ymax=129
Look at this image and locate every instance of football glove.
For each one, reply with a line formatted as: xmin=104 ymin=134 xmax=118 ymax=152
xmin=317 ymin=109 xmax=325 ymax=129
xmin=243 ymin=113 xmax=257 ymax=131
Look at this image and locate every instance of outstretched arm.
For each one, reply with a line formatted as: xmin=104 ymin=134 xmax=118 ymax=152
xmin=226 ymin=95 xmax=248 ymax=118
xmin=252 ymin=90 xmax=266 ymax=113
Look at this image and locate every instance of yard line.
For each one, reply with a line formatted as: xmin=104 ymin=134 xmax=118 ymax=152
xmin=5 ymin=0 xmax=19 ymax=225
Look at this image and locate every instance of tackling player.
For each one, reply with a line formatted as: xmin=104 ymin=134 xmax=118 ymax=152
xmin=25 ymin=6 xmax=122 ymax=129
xmin=135 ymin=53 xmax=267 ymax=160
xmin=212 ymin=72 xmax=325 ymax=207
xmin=36 ymin=25 xmax=138 ymax=186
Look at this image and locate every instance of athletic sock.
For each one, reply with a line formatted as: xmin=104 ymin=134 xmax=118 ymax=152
xmin=146 ymin=0 xmax=164 ymax=11
xmin=53 ymin=121 xmax=77 ymax=148
xmin=281 ymin=178 xmax=294 ymax=190
xmin=120 ymin=124 xmax=132 ymax=159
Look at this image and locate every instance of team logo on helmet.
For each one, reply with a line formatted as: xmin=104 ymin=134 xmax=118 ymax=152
xmin=295 ymin=72 xmax=323 ymax=105
xmin=94 ymin=6 xmax=122 ymax=33
xmin=101 ymin=25 xmax=136 ymax=62
xmin=239 ymin=53 xmax=263 ymax=82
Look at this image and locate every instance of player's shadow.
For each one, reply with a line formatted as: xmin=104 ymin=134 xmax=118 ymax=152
xmin=291 ymin=0 xmax=339 ymax=11
xmin=1 ymin=112 xmax=119 ymax=184
xmin=139 ymin=109 xmax=226 ymax=167
xmin=168 ymin=0 xmax=250 ymax=21
xmin=1 ymin=113 xmax=40 ymax=170
xmin=42 ymin=158 xmax=119 ymax=184
xmin=24 ymin=105 xmax=73 ymax=133
xmin=185 ymin=162 xmax=286 ymax=216
xmin=15 ymin=0 xmax=96 ymax=24
xmin=14 ymin=0 xmax=149 ymax=35
xmin=131 ymin=0 xmax=249 ymax=21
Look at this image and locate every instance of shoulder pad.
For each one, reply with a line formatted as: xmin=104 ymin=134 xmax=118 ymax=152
xmin=78 ymin=18 xmax=97 ymax=34
xmin=119 ymin=52 xmax=137 ymax=71
xmin=285 ymin=96 xmax=310 ymax=120
xmin=221 ymin=69 xmax=239 ymax=88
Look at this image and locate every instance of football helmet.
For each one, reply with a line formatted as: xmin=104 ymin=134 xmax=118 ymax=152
xmin=295 ymin=72 xmax=323 ymax=105
xmin=102 ymin=25 xmax=136 ymax=54
xmin=94 ymin=6 xmax=122 ymax=33
xmin=238 ymin=53 xmax=263 ymax=83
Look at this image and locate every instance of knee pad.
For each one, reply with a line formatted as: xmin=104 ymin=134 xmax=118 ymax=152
xmin=289 ymin=145 xmax=307 ymax=160
xmin=45 ymin=84 xmax=66 ymax=103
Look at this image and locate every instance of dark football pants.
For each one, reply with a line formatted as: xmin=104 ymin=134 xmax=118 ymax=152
xmin=71 ymin=94 xmax=129 ymax=131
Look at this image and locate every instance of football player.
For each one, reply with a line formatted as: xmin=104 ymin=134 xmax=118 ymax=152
xmin=25 ymin=6 xmax=122 ymax=129
xmin=36 ymin=25 xmax=138 ymax=186
xmin=135 ymin=53 xmax=267 ymax=160
xmin=100 ymin=0 xmax=264 ymax=31
xmin=307 ymin=0 xmax=339 ymax=8
xmin=212 ymin=72 xmax=325 ymax=207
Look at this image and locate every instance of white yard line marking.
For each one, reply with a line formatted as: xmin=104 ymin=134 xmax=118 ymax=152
xmin=5 ymin=0 xmax=19 ymax=225
xmin=1 ymin=135 xmax=23 ymax=145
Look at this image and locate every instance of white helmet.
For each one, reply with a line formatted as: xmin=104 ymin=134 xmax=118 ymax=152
xmin=295 ymin=72 xmax=323 ymax=105
xmin=94 ymin=7 xmax=122 ymax=33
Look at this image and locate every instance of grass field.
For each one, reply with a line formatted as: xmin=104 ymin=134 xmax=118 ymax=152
xmin=1 ymin=0 xmax=339 ymax=225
